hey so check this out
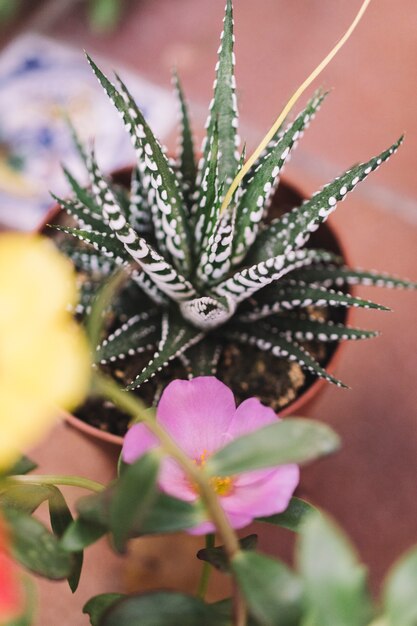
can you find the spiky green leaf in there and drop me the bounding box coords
[179,340,222,378]
[127,166,153,233]
[198,0,239,189]
[222,323,347,387]
[86,55,192,274]
[260,316,379,343]
[213,248,337,307]
[172,70,196,204]
[192,123,220,254]
[197,203,237,285]
[232,90,327,265]
[291,264,417,290]
[127,310,204,389]
[51,225,130,265]
[248,137,403,264]
[96,311,159,364]
[238,281,389,321]
[51,193,105,234]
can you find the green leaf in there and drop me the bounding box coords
[297,512,373,626]
[4,507,73,580]
[76,488,203,536]
[109,452,160,552]
[199,0,238,188]
[209,598,259,625]
[127,310,204,389]
[98,591,223,626]
[87,56,192,274]
[213,247,337,307]
[248,136,403,265]
[222,323,347,387]
[239,282,390,321]
[95,311,159,364]
[6,456,37,476]
[197,534,258,573]
[87,155,197,301]
[139,493,205,535]
[384,545,417,626]
[232,91,327,266]
[62,245,116,278]
[0,483,52,514]
[83,593,126,626]
[180,340,222,377]
[261,316,379,343]
[89,0,123,33]
[193,122,220,255]
[51,192,106,234]
[127,167,152,234]
[196,203,237,285]
[207,418,340,477]
[48,487,83,593]
[257,497,316,532]
[290,265,417,291]
[231,551,303,626]
[129,269,169,306]
[51,225,129,265]
[172,70,196,205]
[62,165,99,211]
[61,518,106,552]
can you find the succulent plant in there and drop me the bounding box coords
[52,0,415,397]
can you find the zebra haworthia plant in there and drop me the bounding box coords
[52,0,415,396]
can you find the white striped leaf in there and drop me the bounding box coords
[238,281,389,321]
[127,311,204,389]
[232,90,327,265]
[172,70,196,206]
[290,265,417,290]
[197,0,239,192]
[222,324,347,387]
[260,317,379,343]
[87,55,192,275]
[248,137,403,265]
[96,311,160,364]
[212,248,337,307]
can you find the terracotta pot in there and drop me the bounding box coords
[39,170,352,445]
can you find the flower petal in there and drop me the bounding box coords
[225,397,278,443]
[222,465,299,519]
[159,457,196,502]
[187,511,253,535]
[122,423,159,463]
[157,377,236,457]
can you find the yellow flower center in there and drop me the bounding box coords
[209,475,234,496]
[193,449,234,497]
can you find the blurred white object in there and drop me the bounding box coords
[0,33,177,230]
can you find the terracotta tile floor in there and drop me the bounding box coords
[2,0,417,622]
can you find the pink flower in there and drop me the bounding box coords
[122,377,299,534]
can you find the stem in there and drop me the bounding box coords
[197,533,215,599]
[233,580,247,626]
[93,372,241,561]
[10,474,105,493]
[219,0,372,215]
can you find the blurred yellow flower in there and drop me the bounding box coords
[0,234,91,470]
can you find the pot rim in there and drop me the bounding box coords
[39,174,353,446]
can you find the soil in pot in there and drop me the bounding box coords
[45,174,349,439]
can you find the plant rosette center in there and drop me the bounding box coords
[122,376,299,534]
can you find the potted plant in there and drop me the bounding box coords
[41,0,415,444]
[1,1,417,624]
